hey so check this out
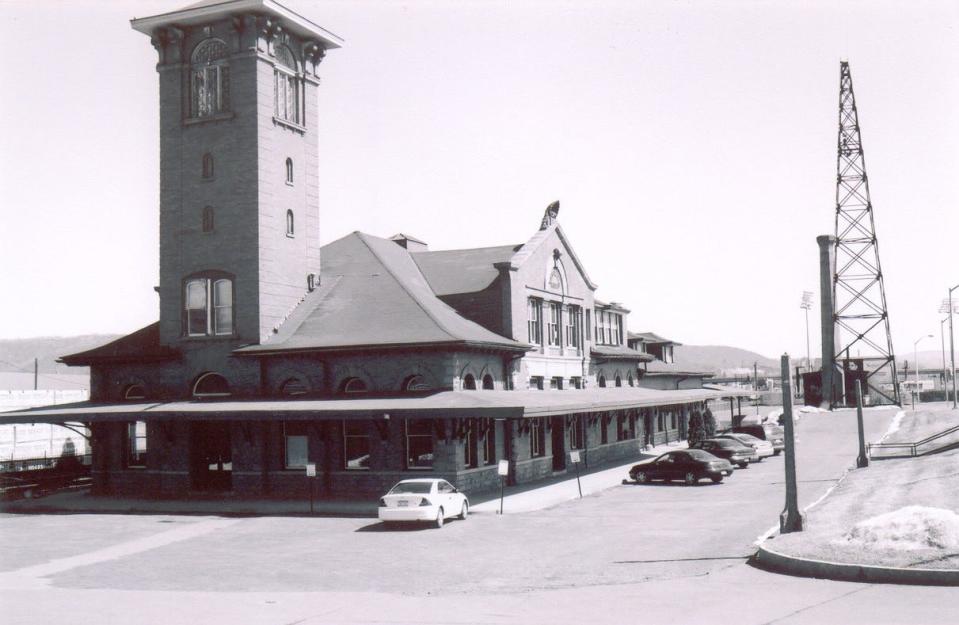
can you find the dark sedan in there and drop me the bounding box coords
[689,438,754,468]
[628,450,734,485]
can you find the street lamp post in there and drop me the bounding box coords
[942,316,950,396]
[914,334,933,409]
[800,291,813,371]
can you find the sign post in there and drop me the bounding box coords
[496,459,509,515]
[570,450,583,498]
[779,354,804,533]
[305,463,317,515]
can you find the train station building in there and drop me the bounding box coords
[1,0,744,499]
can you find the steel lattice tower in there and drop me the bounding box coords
[831,61,900,406]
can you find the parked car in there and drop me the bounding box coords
[628,450,734,485]
[0,476,40,500]
[689,438,754,468]
[377,478,469,528]
[726,424,785,455]
[715,432,774,460]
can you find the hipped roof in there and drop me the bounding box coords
[238,232,529,355]
[0,387,753,425]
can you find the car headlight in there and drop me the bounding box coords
[419,498,432,507]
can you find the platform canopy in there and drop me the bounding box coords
[0,387,752,425]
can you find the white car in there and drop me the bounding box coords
[717,432,775,460]
[378,478,469,528]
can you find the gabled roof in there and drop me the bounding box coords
[59,323,179,366]
[238,232,529,355]
[506,223,597,290]
[643,360,712,377]
[412,244,519,296]
[628,331,682,346]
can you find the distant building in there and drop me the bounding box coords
[1,0,743,499]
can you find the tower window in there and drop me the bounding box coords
[285,158,294,184]
[286,210,295,237]
[184,275,233,336]
[274,45,300,125]
[190,39,230,118]
[202,153,214,179]
[202,206,215,233]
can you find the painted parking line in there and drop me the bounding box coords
[0,518,239,589]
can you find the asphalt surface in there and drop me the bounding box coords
[2,406,958,624]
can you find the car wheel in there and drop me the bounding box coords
[459,501,468,520]
[23,489,34,500]
[774,450,782,456]
[635,471,649,484]
[684,472,697,486]
[738,462,749,469]
[434,508,444,529]
[711,475,723,483]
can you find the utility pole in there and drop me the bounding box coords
[831,61,899,406]
[34,358,38,391]
[950,285,958,409]
[855,380,868,468]
[800,291,813,371]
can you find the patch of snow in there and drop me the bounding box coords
[798,405,820,413]
[836,506,959,551]
[876,410,906,443]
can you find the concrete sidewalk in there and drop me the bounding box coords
[0,441,687,518]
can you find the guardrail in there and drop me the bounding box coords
[867,424,959,459]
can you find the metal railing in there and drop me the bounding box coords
[867,424,959,459]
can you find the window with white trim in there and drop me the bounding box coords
[274,45,300,125]
[565,305,581,349]
[547,302,561,347]
[568,415,585,450]
[126,421,147,468]
[527,298,542,345]
[191,39,230,118]
[529,418,545,457]
[184,276,233,336]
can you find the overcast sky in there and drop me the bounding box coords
[0,0,956,361]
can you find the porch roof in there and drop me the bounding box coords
[0,387,753,425]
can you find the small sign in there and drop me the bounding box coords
[305,463,316,477]
[570,450,581,464]
[497,459,509,476]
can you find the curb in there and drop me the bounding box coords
[753,542,959,586]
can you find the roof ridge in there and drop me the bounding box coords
[355,233,461,343]
[258,276,343,346]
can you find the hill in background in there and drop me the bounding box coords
[673,345,779,374]
[0,335,120,389]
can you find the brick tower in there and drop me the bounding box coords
[132,1,342,347]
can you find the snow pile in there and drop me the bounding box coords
[766,408,784,423]
[799,405,820,414]
[838,506,959,551]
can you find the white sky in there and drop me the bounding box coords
[0,0,956,361]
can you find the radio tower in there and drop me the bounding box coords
[831,61,900,406]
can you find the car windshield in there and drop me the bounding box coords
[711,439,738,448]
[685,449,714,460]
[733,433,760,443]
[388,482,432,494]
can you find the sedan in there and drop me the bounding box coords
[715,432,774,460]
[689,438,754,468]
[378,478,469,528]
[628,450,734,485]
[0,476,40,500]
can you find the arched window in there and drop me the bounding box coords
[598,374,607,388]
[280,377,308,396]
[285,158,294,184]
[627,372,634,387]
[124,384,146,400]
[202,153,214,179]
[341,377,367,394]
[286,210,295,237]
[548,267,563,293]
[274,45,300,124]
[193,372,230,397]
[202,206,215,233]
[404,375,431,392]
[615,375,622,388]
[463,374,476,390]
[184,274,233,336]
[190,38,230,118]
[482,374,495,390]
